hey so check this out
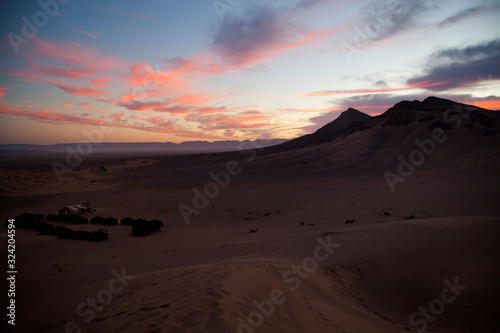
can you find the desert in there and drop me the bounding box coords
[1,97,499,333]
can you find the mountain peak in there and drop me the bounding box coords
[334,108,372,124]
[385,96,469,116]
[268,108,372,152]
[422,96,457,108]
[345,107,361,113]
[307,108,372,141]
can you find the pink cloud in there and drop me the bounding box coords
[57,84,109,98]
[1,38,123,99]
[91,77,111,87]
[122,62,189,99]
[119,94,218,114]
[78,103,95,111]
[0,86,8,104]
[194,111,276,130]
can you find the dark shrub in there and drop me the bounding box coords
[91,216,118,225]
[67,216,88,224]
[12,213,45,228]
[120,217,136,226]
[91,231,108,241]
[46,214,59,222]
[57,228,76,239]
[38,223,55,235]
[131,220,162,237]
[75,230,93,240]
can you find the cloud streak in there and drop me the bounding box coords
[407,39,500,91]
[438,5,497,27]
[358,0,440,41]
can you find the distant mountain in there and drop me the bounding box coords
[0,139,288,155]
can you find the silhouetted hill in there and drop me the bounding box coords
[266,108,372,153]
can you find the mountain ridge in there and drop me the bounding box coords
[252,96,499,176]
[0,139,288,154]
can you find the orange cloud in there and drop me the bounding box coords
[467,99,500,110]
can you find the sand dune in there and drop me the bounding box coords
[11,216,498,333]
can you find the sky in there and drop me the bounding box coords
[0,0,499,145]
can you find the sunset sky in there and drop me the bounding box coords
[1,0,499,144]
